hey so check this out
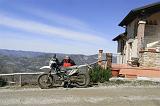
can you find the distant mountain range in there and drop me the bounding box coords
[0,49,117,74]
[0,49,46,58]
[0,49,98,74]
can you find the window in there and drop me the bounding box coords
[129,42,132,49]
[134,21,138,37]
[120,40,126,54]
[153,20,158,25]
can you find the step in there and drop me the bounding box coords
[119,68,160,78]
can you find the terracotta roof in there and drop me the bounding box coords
[119,1,160,26]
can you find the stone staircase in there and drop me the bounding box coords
[112,64,160,78]
[119,67,160,78]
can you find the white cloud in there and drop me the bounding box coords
[0,31,117,54]
[0,35,102,55]
[31,10,91,31]
[0,14,107,44]
[0,8,117,54]
[12,5,93,32]
[0,30,116,55]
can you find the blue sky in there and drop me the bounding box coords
[0,0,159,55]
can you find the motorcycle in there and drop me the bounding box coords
[37,57,92,89]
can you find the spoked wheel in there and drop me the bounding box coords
[37,73,54,89]
[75,73,90,88]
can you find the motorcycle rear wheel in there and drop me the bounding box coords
[75,73,90,88]
[37,73,54,89]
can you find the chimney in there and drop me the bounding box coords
[98,50,103,65]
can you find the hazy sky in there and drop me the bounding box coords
[0,0,159,55]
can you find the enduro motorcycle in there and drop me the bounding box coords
[37,57,91,89]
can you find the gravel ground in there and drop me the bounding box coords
[0,86,160,106]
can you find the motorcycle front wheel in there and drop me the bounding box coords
[37,73,54,89]
[75,73,90,88]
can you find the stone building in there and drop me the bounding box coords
[113,2,160,68]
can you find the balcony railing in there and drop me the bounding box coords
[141,37,160,49]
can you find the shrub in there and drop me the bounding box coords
[89,65,112,83]
[0,77,7,87]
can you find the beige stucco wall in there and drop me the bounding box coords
[123,38,138,63]
[147,12,160,24]
[131,38,138,57]
[123,19,139,63]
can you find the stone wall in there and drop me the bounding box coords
[139,50,160,68]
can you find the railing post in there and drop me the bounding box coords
[19,74,22,87]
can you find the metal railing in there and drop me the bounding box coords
[112,53,125,64]
[99,53,124,64]
[142,37,160,49]
[0,72,44,86]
